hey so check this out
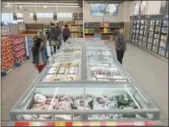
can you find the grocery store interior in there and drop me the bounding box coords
[1,0,168,126]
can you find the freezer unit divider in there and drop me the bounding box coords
[124,85,141,109]
[12,109,160,114]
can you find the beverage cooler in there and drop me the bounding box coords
[130,14,168,59]
[9,38,163,126]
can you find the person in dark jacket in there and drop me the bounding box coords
[32,37,48,73]
[63,25,70,42]
[114,28,126,64]
[49,23,61,54]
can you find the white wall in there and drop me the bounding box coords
[146,1,161,15]
[2,6,82,24]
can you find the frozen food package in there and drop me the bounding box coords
[58,67,66,74]
[47,67,58,74]
[67,67,78,74]
[34,94,47,104]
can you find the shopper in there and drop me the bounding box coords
[63,24,70,42]
[49,23,61,54]
[114,28,126,64]
[32,37,48,73]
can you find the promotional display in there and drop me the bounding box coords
[130,14,168,58]
[1,37,15,73]
[10,35,26,63]
[9,38,162,126]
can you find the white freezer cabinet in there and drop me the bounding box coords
[10,83,160,121]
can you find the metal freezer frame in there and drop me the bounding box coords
[9,82,160,121]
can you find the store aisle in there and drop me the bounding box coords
[1,42,168,126]
[123,43,168,125]
[1,60,38,124]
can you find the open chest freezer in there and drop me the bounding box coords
[86,55,134,82]
[10,83,160,122]
[34,57,82,83]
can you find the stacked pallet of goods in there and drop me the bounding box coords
[1,37,15,73]
[10,35,26,64]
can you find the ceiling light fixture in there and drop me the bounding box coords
[4,5,79,8]
[19,5,22,8]
[3,2,78,6]
[44,6,47,8]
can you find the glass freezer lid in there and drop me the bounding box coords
[11,84,159,121]
[87,56,115,66]
[87,50,112,57]
[87,45,109,50]
[87,65,133,82]
[41,61,81,82]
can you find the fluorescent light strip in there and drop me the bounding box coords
[3,2,78,5]
[4,5,79,8]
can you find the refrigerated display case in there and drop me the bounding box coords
[10,83,160,121]
[35,57,81,83]
[130,14,168,59]
[9,38,163,126]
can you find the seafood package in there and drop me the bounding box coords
[19,92,148,121]
[89,66,123,81]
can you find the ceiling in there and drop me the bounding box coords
[2,0,127,8]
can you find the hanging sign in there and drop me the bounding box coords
[33,13,37,21]
[53,13,57,20]
[13,13,17,20]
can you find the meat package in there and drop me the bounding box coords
[19,92,149,121]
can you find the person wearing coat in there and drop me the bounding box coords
[114,28,126,64]
[32,37,48,73]
[49,23,61,54]
[63,24,70,42]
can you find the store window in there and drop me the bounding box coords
[30,13,53,18]
[57,13,72,18]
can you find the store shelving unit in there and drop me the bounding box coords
[130,14,168,59]
[9,38,162,126]
[84,22,124,40]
